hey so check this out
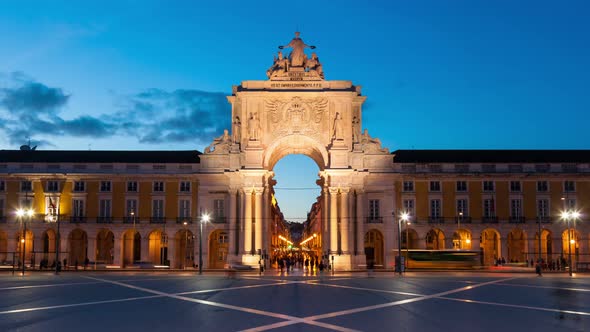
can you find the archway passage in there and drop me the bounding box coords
[507,228,526,263]
[148,229,168,265]
[209,229,228,269]
[122,229,141,266]
[364,229,383,269]
[535,229,553,262]
[16,230,33,266]
[426,229,445,250]
[401,228,419,249]
[562,229,580,268]
[0,231,7,263]
[175,229,194,269]
[42,229,56,266]
[68,229,88,267]
[452,229,472,250]
[481,228,500,266]
[96,229,114,264]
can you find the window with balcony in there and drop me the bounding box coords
[429,181,441,192]
[402,199,414,217]
[456,181,467,192]
[536,181,548,192]
[214,199,225,222]
[368,199,381,222]
[456,199,468,217]
[152,199,164,218]
[510,199,523,221]
[0,198,5,219]
[71,199,85,223]
[564,181,576,193]
[402,181,414,192]
[100,181,111,192]
[537,199,549,219]
[153,181,164,192]
[430,199,441,218]
[483,181,495,192]
[47,181,59,192]
[510,181,521,192]
[180,181,191,192]
[0,180,5,192]
[73,181,85,192]
[99,199,112,218]
[126,199,138,218]
[179,199,191,218]
[483,199,496,218]
[21,180,32,192]
[127,181,138,192]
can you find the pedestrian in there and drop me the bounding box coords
[84,257,89,270]
[63,258,68,270]
[535,261,542,276]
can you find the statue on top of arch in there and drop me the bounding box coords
[266,32,324,80]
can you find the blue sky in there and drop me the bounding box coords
[1,1,589,220]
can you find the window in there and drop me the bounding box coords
[483,199,496,217]
[99,199,111,218]
[537,199,549,218]
[179,199,190,218]
[456,199,468,217]
[126,199,138,217]
[21,180,32,192]
[180,181,191,192]
[214,199,225,221]
[369,200,380,219]
[153,181,164,192]
[510,199,522,218]
[72,199,84,217]
[218,232,229,244]
[565,199,576,210]
[152,199,164,218]
[402,199,414,217]
[100,181,111,192]
[537,181,548,192]
[47,181,59,192]
[564,181,575,192]
[402,181,414,192]
[73,181,85,192]
[429,181,441,192]
[430,199,441,218]
[0,180,5,192]
[509,181,521,192]
[456,181,467,192]
[0,198,4,217]
[127,181,138,192]
[483,181,495,192]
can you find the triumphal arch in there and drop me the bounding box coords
[201,32,391,270]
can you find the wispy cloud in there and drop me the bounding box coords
[0,72,230,149]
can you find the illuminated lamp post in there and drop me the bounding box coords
[16,206,35,276]
[199,213,210,275]
[560,210,580,277]
[397,211,409,275]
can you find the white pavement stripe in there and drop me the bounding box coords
[85,276,359,332]
[0,295,162,315]
[495,282,590,293]
[303,277,519,321]
[307,282,423,297]
[176,281,293,295]
[438,296,590,316]
[0,281,104,291]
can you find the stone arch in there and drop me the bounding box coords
[263,134,329,170]
[364,229,384,269]
[41,228,57,265]
[96,229,114,264]
[122,229,141,267]
[425,228,445,250]
[452,229,472,250]
[481,228,501,266]
[0,230,7,263]
[16,229,34,266]
[209,229,229,269]
[507,228,527,263]
[401,228,419,249]
[68,228,88,266]
[174,229,195,269]
[562,229,580,266]
[148,229,168,265]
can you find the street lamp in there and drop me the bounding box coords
[16,206,35,276]
[199,213,210,275]
[458,211,463,249]
[183,221,188,270]
[398,211,409,275]
[561,209,580,277]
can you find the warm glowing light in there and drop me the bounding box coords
[201,214,210,223]
[466,239,471,244]
[278,235,293,245]
[183,221,188,226]
[561,211,571,220]
[400,212,410,222]
[16,208,34,218]
[21,239,25,243]
[300,234,317,245]
[16,209,25,217]
[572,211,581,219]
[313,233,317,237]
[570,239,576,244]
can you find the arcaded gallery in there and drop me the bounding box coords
[0,34,588,272]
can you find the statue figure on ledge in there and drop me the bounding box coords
[360,129,389,153]
[266,51,289,79]
[305,52,324,79]
[279,31,315,67]
[232,116,241,144]
[333,112,344,141]
[352,116,360,143]
[205,129,231,154]
[248,112,261,141]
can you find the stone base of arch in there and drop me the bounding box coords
[332,254,352,271]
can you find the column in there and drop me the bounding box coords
[168,237,177,269]
[254,187,263,253]
[323,187,330,253]
[228,189,237,256]
[329,187,339,253]
[113,235,121,267]
[237,189,244,255]
[140,233,149,263]
[356,190,365,255]
[243,189,252,254]
[87,233,96,264]
[340,188,350,254]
